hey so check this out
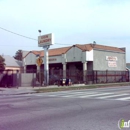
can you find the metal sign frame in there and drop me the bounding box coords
[38,33,54,86]
[38,33,54,47]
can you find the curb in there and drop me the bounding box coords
[0,82,130,96]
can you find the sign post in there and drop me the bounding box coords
[43,45,49,86]
[36,57,43,85]
[38,33,54,86]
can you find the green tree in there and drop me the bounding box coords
[0,55,5,70]
[14,50,22,61]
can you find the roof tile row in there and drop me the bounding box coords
[23,44,125,58]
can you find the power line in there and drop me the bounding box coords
[0,44,37,47]
[0,27,37,41]
[0,27,72,45]
[0,43,70,47]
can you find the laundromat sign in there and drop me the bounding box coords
[38,33,54,47]
[108,61,117,67]
[106,56,117,67]
[106,56,118,61]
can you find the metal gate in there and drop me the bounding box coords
[0,70,20,87]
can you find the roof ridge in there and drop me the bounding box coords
[76,43,119,48]
[49,46,71,50]
[23,43,125,59]
[93,44,118,48]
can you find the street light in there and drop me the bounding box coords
[38,30,41,36]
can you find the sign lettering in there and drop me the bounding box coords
[38,33,54,47]
[106,56,118,61]
[108,61,117,67]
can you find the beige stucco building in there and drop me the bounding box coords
[23,44,126,79]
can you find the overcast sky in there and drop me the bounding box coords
[0,0,130,62]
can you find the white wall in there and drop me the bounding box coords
[86,50,93,61]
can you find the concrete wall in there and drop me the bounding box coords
[66,46,83,62]
[23,53,36,66]
[93,49,126,70]
[86,50,93,61]
[20,73,36,87]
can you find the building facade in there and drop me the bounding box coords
[22,44,126,83]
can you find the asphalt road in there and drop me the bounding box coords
[0,86,130,130]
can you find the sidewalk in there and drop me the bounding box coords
[0,84,86,95]
[0,85,59,95]
[0,82,129,96]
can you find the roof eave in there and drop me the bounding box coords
[93,48,125,53]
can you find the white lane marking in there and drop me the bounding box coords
[79,93,113,98]
[116,96,130,101]
[40,92,99,97]
[96,93,129,99]
[59,93,112,98]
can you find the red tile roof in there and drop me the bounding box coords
[23,44,125,58]
[76,44,125,52]
[23,46,71,58]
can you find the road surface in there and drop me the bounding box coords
[0,86,130,130]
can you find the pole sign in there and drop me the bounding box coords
[38,33,54,47]
[38,33,54,86]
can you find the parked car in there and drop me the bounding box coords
[58,78,72,86]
